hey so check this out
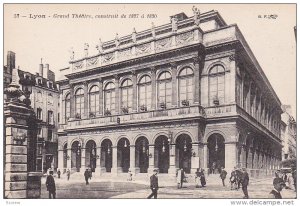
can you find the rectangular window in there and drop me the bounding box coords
[37,108,42,120]
[48,111,53,124]
[48,129,52,141]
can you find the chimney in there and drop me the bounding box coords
[39,64,43,77]
[44,64,49,79]
[7,51,16,74]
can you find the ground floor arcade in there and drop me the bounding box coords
[57,121,282,177]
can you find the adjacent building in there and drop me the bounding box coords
[3,51,14,89]
[4,51,60,173]
[57,9,283,177]
[281,105,296,160]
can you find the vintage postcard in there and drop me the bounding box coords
[2,3,297,204]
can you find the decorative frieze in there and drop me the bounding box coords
[136,43,151,55]
[155,37,172,51]
[176,31,194,45]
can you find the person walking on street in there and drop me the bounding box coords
[241,168,249,199]
[176,168,184,189]
[46,170,56,199]
[200,168,206,187]
[84,169,90,185]
[147,169,159,199]
[268,177,286,199]
[229,167,238,190]
[57,169,61,179]
[88,168,92,180]
[127,170,133,181]
[220,167,227,187]
[195,168,201,188]
[66,169,70,181]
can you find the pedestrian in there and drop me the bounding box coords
[220,167,227,187]
[195,168,201,188]
[84,168,90,185]
[46,170,56,199]
[89,168,92,180]
[66,169,70,181]
[241,168,249,199]
[57,169,61,179]
[292,168,297,192]
[176,168,184,189]
[229,167,238,190]
[212,162,216,174]
[200,168,206,187]
[236,168,243,189]
[147,169,159,199]
[268,177,286,198]
[127,170,133,181]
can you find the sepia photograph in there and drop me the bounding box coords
[2,2,297,203]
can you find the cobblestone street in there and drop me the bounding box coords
[40,174,297,199]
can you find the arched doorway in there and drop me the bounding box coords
[71,141,81,172]
[85,140,97,172]
[176,134,192,173]
[63,143,68,169]
[207,134,225,174]
[117,138,130,173]
[100,139,112,172]
[154,135,169,173]
[135,137,149,173]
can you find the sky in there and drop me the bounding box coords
[3,4,296,117]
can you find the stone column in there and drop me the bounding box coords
[151,67,156,110]
[170,62,178,107]
[191,143,200,173]
[67,147,71,169]
[203,144,208,171]
[130,145,136,174]
[132,71,137,112]
[81,148,86,173]
[111,146,118,175]
[169,144,176,174]
[70,84,75,118]
[57,147,64,171]
[247,148,253,168]
[225,142,237,171]
[114,75,120,114]
[148,145,155,173]
[241,145,247,168]
[193,57,200,104]
[99,78,103,115]
[83,81,88,118]
[95,146,101,176]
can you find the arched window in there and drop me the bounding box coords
[157,71,172,109]
[104,82,115,114]
[178,67,194,106]
[138,75,151,111]
[121,79,133,113]
[75,88,84,118]
[209,65,225,106]
[89,85,99,117]
[65,93,70,121]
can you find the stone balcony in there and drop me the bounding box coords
[59,105,205,132]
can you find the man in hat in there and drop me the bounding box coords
[84,168,90,185]
[220,167,227,187]
[147,169,159,199]
[241,168,249,198]
[269,178,286,198]
[46,170,56,199]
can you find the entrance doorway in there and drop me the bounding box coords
[117,138,130,172]
[71,141,81,172]
[176,134,192,173]
[154,135,169,173]
[207,134,225,174]
[101,139,112,172]
[85,140,97,172]
[135,137,149,173]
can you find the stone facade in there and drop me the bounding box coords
[57,9,282,177]
[281,105,296,160]
[17,63,59,173]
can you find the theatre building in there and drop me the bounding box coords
[57,9,282,177]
